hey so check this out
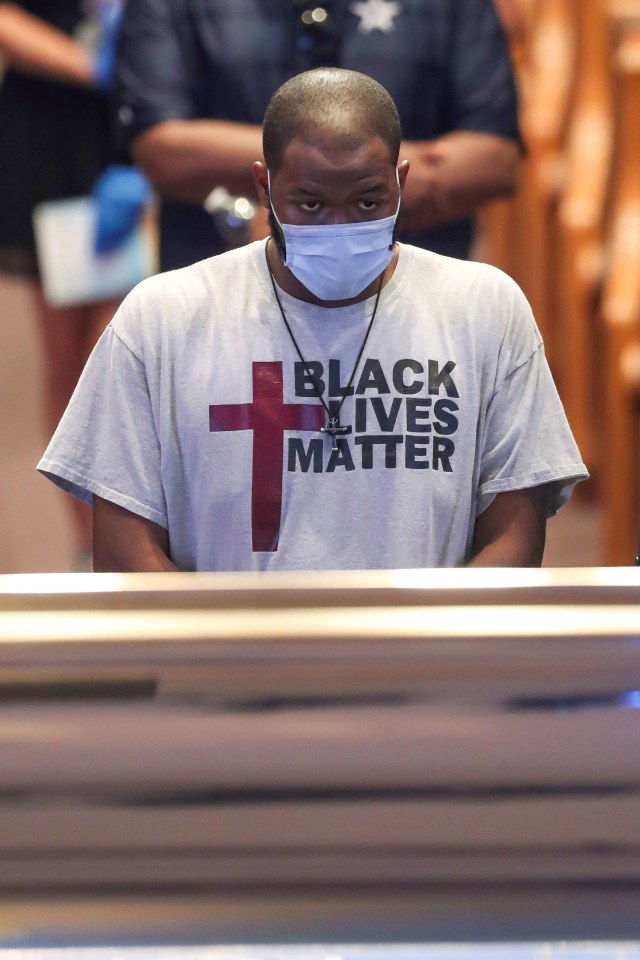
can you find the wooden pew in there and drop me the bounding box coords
[509,0,578,364]
[599,8,640,564]
[554,0,615,478]
[473,0,537,274]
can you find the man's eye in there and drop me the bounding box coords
[301,200,321,212]
[359,199,379,211]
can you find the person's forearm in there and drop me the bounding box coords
[399,132,521,231]
[93,544,178,572]
[466,487,547,567]
[0,3,93,85]
[131,119,265,203]
[93,497,178,572]
[466,536,544,567]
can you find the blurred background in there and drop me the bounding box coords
[3,0,640,571]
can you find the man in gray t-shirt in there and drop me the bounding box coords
[38,69,587,571]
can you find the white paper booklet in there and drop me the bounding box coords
[33,195,157,307]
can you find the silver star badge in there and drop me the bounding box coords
[350,0,401,34]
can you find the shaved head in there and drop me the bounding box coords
[263,68,402,172]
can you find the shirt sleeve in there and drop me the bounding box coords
[114,0,196,145]
[477,341,589,518]
[37,322,168,528]
[446,0,522,144]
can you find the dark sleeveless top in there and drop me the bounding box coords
[0,1,114,277]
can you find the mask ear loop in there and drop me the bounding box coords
[390,166,402,250]
[266,171,280,226]
[267,170,288,262]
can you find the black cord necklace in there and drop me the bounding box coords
[265,239,384,451]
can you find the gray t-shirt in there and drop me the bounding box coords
[38,241,587,570]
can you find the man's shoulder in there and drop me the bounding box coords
[124,242,262,305]
[399,243,524,295]
[111,242,265,344]
[397,243,535,344]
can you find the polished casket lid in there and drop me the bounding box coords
[0,569,638,946]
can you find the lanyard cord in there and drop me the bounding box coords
[265,239,383,437]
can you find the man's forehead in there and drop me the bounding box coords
[276,133,395,180]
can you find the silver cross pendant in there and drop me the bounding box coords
[321,416,349,452]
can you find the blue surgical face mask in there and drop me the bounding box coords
[268,171,401,301]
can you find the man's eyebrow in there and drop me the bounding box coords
[358,182,388,193]
[289,181,389,196]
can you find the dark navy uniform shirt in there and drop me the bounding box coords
[115,0,521,270]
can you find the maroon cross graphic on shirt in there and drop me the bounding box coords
[209,361,325,552]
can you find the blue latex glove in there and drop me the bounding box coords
[92,165,152,255]
[91,0,123,90]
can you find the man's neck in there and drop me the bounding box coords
[265,237,399,308]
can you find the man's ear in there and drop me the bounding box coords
[397,159,410,191]
[252,161,271,210]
